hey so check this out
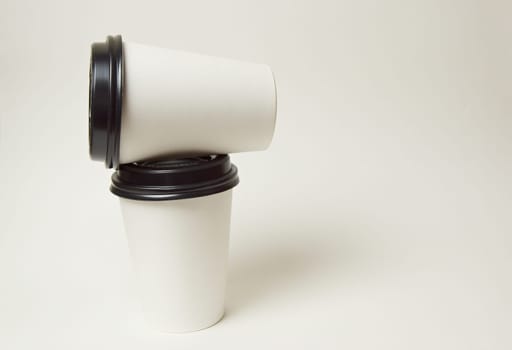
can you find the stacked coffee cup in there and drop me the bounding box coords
[89,35,277,333]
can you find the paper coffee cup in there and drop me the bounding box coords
[89,35,277,168]
[110,155,239,332]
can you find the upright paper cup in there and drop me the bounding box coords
[110,155,239,332]
[89,35,277,168]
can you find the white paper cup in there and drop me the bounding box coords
[89,35,277,168]
[110,155,239,332]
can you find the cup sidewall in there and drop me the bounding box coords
[119,42,276,163]
[119,189,233,332]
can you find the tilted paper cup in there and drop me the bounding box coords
[89,35,277,168]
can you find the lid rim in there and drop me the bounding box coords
[110,176,239,201]
[89,35,123,169]
[110,155,239,201]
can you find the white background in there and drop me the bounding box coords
[1,0,511,349]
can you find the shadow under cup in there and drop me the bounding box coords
[110,155,239,332]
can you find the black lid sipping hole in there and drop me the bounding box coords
[89,35,123,169]
[110,155,239,201]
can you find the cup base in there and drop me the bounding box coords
[145,310,225,333]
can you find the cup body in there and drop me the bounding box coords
[120,189,233,332]
[119,42,277,163]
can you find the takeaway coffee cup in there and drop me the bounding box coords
[89,35,277,168]
[110,155,239,332]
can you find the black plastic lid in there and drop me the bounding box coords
[89,35,123,169]
[110,155,239,201]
